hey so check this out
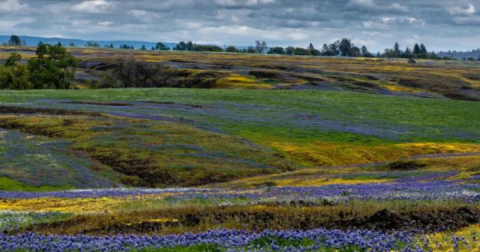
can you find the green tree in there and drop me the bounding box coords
[86,41,100,48]
[140,45,147,50]
[420,44,427,54]
[246,46,256,53]
[413,43,421,56]
[293,47,311,56]
[267,47,285,55]
[308,43,321,56]
[254,41,268,54]
[28,44,78,89]
[339,38,353,56]
[156,42,170,51]
[0,64,31,90]
[8,65,31,90]
[361,46,373,57]
[321,42,340,56]
[5,53,22,67]
[285,46,296,55]
[176,41,187,51]
[186,41,194,51]
[226,46,239,53]
[8,35,22,46]
[351,46,361,57]
[394,42,400,57]
[404,47,412,58]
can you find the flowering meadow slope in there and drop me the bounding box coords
[0,58,478,251]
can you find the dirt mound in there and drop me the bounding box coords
[249,70,283,79]
[388,161,427,171]
[350,207,480,232]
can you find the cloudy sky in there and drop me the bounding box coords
[0,0,479,52]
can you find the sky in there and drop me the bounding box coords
[0,0,479,52]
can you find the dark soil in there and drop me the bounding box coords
[21,206,480,235]
[0,106,103,117]
[249,70,283,79]
[388,161,427,171]
[63,101,133,107]
[344,207,480,232]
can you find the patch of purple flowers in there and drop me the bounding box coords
[0,228,421,252]
[1,181,479,204]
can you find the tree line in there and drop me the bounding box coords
[0,43,78,90]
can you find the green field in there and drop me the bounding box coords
[0,88,478,189]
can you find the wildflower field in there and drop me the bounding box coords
[0,48,480,251]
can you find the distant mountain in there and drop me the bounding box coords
[437,49,480,60]
[0,34,250,51]
[0,34,177,50]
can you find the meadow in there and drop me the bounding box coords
[0,47,479,251]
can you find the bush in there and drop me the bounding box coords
[99,59,172,88]
[0,53,32,90]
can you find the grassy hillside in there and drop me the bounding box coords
[0,88,478,190]
[2,46,480,100]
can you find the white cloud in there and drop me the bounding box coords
[214,0,275,7]
[381,16,425,27]
[0,0,29,13]
[71,0,116,14]
[347,0,408,13]
[452,16,480,25]
[128,10,162,23]
[446,4,476,16]
[404,35,421,45]
[98,21,113,26]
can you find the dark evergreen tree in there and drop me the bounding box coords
[361,46,373,57]
[413,43,421,56]
[394,42,400,57]
[8,35,22,46]
[405,47,412,58]
[420,44,427,54]
[186,41,194,51]
[339,38,353,56]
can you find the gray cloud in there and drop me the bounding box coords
[0,0,479,51]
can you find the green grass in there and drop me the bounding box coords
[0,88,478,143]
[0,177,72,192]
[0,88,479,188]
